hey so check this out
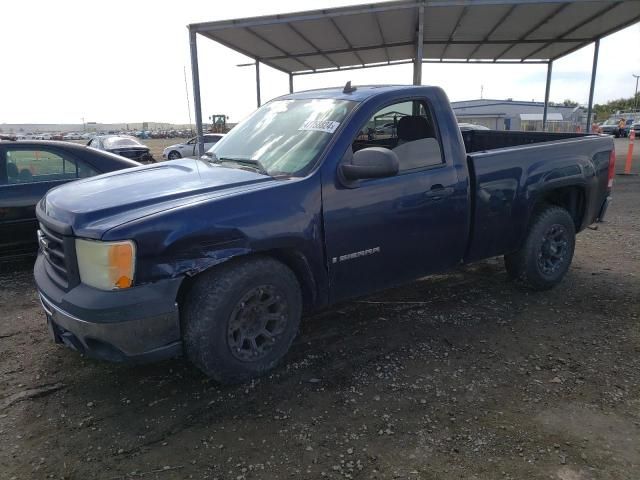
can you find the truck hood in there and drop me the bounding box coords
[42,158,275,238]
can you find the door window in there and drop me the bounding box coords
[352,100,443,172]
[3,149,79,184]
[203,135,221,143]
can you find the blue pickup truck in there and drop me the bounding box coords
[34,85,615,383]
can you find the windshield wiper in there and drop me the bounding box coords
[209,154,269,175]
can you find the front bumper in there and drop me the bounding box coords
[35,255,183,363]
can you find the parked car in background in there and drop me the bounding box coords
[599,118,622,137]
[458,122,490,131]
[624,118,635,137]
[88,135,155,163]
[0,134,18,141]
[599,117,634,137]
[63,132,83,140]
[631,122,640,137]
[162,134,225,160]
[0,141,139,259]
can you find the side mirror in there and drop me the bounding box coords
[341,147,399,181]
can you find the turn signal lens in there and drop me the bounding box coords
[75,239,136,290]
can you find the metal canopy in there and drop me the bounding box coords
[188,0,640,155]
[190,0,640,74]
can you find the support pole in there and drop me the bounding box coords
[189,28,205,157]
[255,61,261,108]
[586,39,599,133]
[413,5,424,86]
[289,73,294,94]
[633,74,639,111]
[542,61,553,131]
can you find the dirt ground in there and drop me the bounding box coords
[1,140,639,480]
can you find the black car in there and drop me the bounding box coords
[0,141,139,259]
[88,135,155,163]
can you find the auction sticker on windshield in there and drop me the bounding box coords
[299,120,341,134]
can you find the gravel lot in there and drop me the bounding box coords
[1,139,638,480]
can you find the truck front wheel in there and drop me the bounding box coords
[504,206,576,291]
[182,256,302,383]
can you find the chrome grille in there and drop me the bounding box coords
[38,223,68,286]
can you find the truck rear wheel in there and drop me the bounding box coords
[504,206,576,291]
[182,256,302,383]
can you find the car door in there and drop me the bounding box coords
[203,134,222,153]
[180,137,198,157]
[322,98,469,302]
[0,145,83,255]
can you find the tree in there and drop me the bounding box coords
[593,93,640,121]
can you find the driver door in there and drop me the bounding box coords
[322,98,468,302]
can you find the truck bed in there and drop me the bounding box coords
[461,129,589,153]
[463,134,613,263]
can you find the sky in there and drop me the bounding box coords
[1,0,638,125]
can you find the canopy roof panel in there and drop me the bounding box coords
[190,0,640,75]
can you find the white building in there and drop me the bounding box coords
[451,99,589,132]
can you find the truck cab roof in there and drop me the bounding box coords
[280,84,432,102]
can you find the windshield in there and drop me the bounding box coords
[208,99,356,176]
[103,136,143,148]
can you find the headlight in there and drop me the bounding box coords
[75,239,136,290]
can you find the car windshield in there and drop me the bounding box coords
[103,136,143,149]
[208,99,356,176]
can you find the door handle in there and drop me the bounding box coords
[424,185,454,199]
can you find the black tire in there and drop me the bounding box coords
[168,150,181,160]
[504,206,576,291]
[182,256,302,383]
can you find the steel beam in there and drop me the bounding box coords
[329,17,366,66]
[524,2,622,61]
[413,5,424,85]
[586,39,599,133]
[200,32,290,75]
[289,73,294,93]
[189,1,610,34]
[246,27,315,71]
[290,58,548,76]
[255,61,261,107]
[292,60,415,76]
[374,12,391,63]
[189,2,420,33]
[288,23,341,69]
[259,37,591,65]
[551,10,640,62]
[441,6,468,61]
[495,3,569,61]
[467,4,517,60]
[189,28,205,157]
[543,61,553,130]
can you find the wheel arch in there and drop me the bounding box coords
[532,185,586,232]
[176,248,320,314]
